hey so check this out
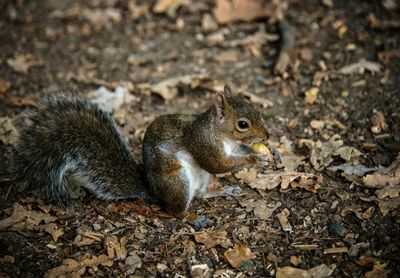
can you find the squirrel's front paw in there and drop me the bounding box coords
[268,146,282,165]
[251,153,271,168]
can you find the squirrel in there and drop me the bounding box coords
[12,85,280,218]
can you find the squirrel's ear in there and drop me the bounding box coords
[215,93,228,123]
[223,84,234,97]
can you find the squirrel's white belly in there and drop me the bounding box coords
[175,150,212,208]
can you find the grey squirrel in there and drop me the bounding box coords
[12,85,280,217]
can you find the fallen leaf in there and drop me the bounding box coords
[0,79,11,93]
[0,203,57,232]
[194,230,232,249]
[277,208,292,232]
[202,13,218,31]
[153,0,190,14]
[253,201,282,219]
[304,87,319,104]
[83,8,121,30]
[281,154,305,172]
[89,86,136,113]
[224,244,256,269]
[276,264,336,278]
[310,119,325,129]
[362,173,399,189]
[215,50,240,63]
[191,264,210,278]
[240,90,273,108]
[235,168,258,185]
[104,236,127,260]
[378,49,400,64]
[299,135,364,171]
[365,264,389,278]
[338,58,382,75]
[355,256,377,266]
[44,258,86,278]
[329,164,379,177]
[0,117,19,145]
[42,223,64,243]
[6,53,44,74]
[9,96,38,107]
[290,255,302,267]
[370,112,388,134]
[213,0,287,24]
[149,73,210,101]
[375,185,400,199]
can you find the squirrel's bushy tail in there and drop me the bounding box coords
[13,94,148,208]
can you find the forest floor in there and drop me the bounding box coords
[0,0,399,277]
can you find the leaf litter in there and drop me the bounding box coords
[1,0,399,277]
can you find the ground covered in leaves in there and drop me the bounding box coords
[0,0,399,277]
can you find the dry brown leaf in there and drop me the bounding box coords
[378,49,400,64]
[355,255,376,266]
[0,79,11,93]
[215,50,240,63]
[277,208,292,232]
[42,223,64,243]
[194,230,232,249]
[213,0,287,24]
[378,196,400,215]
[299,135,364,171]
[153,0,189,14]
[103,236,127,260]
[376,185,400,199]
[224,244,256,269]
[370,112,388,134]
[9,96,38,107]
[83,8,121,30]
[44,258,85,278]
[7,54,44,74]
[253,200,282,219]
[149,73,210,101]
[202,13,218,31]
[237,170,322,193]
[281,154,306,172]
[362,173,399,189]
[304,87,318,104]
[0,117,19,145]
[365,265,389,278]
[240,91,273,108]
[338,58,381,75]
[0,203,57,232]
[276,264,336,278]
[290,255,302,267]
[235,168,258,185]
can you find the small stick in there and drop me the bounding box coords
[274,20,295,76]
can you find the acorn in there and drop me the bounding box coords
[251,143,274,164]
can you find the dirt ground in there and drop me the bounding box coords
[0,0,399,277]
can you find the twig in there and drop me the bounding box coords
[274,20,295,76]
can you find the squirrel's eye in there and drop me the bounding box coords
[236,119,250,132]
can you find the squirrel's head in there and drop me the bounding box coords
[214,85,268,146]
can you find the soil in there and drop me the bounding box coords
[0,0,399,277]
